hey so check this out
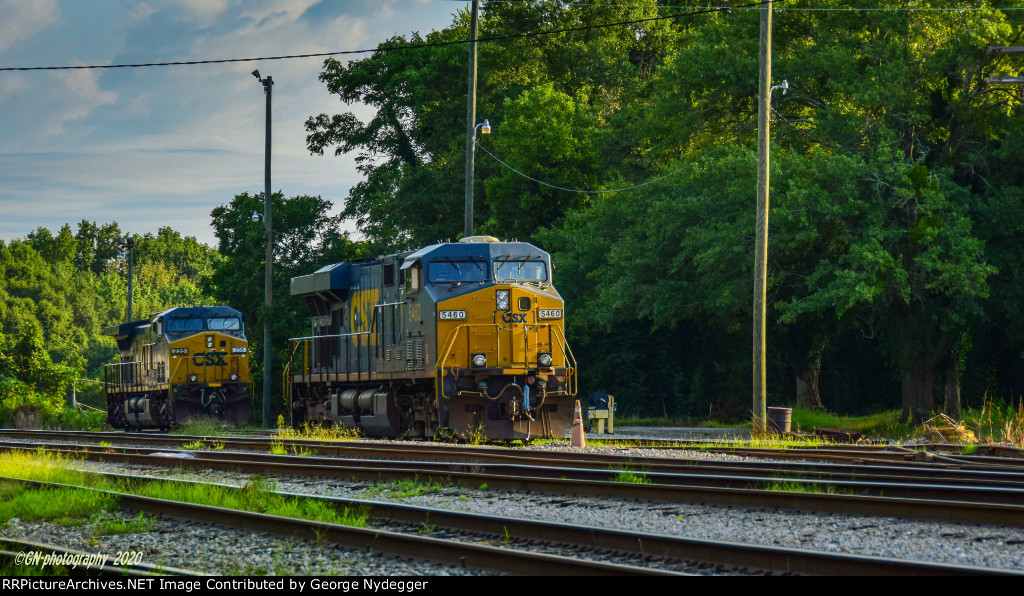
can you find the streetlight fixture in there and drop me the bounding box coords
[464,118,491,238]
[253,69,273,429]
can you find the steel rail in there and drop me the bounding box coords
[3,429,1023,476]
[5,431,1024,497]
[0,476,681,576]
[10,441,1024,506]
[6,472,1021,576]
[8,443,1024,528]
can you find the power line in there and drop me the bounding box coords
[0,0,773,72]
[439,0,1024,11]
[475,139,687,194]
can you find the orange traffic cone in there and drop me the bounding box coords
[570,400,586,448]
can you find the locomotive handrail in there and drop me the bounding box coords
[547,324,578,397]
[103,360,168,391]
[286,330,376,385]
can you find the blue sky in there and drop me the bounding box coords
[0,0,463,246]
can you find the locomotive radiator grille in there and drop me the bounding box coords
[405,339,425,370]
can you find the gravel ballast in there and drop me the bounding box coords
[2,432,1024,575]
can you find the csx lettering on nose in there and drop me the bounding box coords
[192,352,228,366]
[501,312,528,323]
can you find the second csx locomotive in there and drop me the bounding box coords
[286,236,577,440]
[103,306,252,430]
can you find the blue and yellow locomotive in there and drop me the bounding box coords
[103,306,253,430]
[286,236,577,440]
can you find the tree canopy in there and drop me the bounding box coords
[7,0,1024,426]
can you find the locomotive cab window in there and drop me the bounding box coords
[405,265,421,293]
[208,317,241,331]
[494,260,547,282]
[167,316,204,332]
[428,260,488,284]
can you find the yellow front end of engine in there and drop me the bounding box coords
[436,286,571,373]
[435,285,576,440]
[167,332,252,385]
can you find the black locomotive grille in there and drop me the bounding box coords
[405,339,425,370]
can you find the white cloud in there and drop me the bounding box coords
[0,0,60,53]
[128,2,157,22]
[44,69,118,136]
[0,1,457,243]
[238,0,321,28]
[164,0,229,27]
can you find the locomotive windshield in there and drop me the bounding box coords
[428,260,488,283]
[165,315,242,332]
[494,260,548,283]
[166,316,204,332]
[208,317,242,331]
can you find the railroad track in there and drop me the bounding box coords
[6,439,1024,529]
[4,429,1023,472]
[2,472,1018,576]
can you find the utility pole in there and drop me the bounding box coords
[752,0,772,437]
[464,0,480,238]
[263,74,273,430]
[125,235,135,323]
[253,70,274,429]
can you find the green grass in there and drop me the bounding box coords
[0,450,369,529]
[963,397,1024,447]
[181,439,225,451]
[789,408,912,437]
[131,475,369,527]
[612,469,652,484]
[171,417,233,436]
[764,480,857,495]
[363,476,451,499]
[93,512,156,536]
[276,415,362,442]
[0,481,117,525]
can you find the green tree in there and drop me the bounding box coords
[209,192,367,422]
[0,322,79,426]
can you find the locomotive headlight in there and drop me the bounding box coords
[229,373,239,381]
[189,374,198,383]
[496,290,509,311]
[538,353,553,367]
[472,353,487,368]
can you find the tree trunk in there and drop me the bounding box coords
[796,366,822,409]
[944,355,961,422]
[900,337,950,425]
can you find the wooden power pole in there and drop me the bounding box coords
[753,0,772,437]
[464,0,480,238]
